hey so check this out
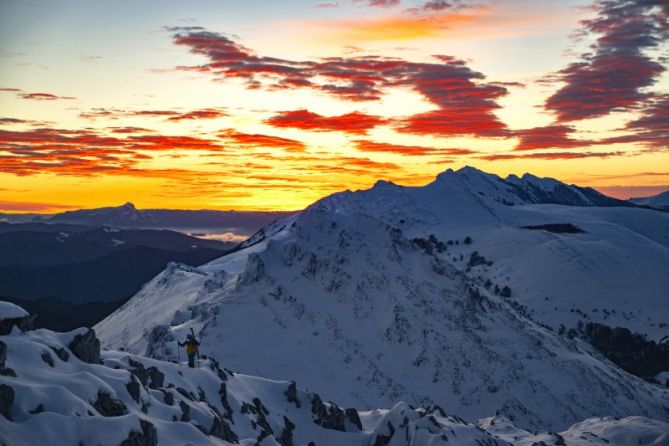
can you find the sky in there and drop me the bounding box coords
[0,0,668,212]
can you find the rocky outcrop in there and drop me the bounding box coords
[310,393,361,432]
[93,391,128,417]
[128,358,165,389]
[120,419,158,446]
[0,341,16,377]
[68,329,101,364]
[0,384,14,420]
[0,314,35,335]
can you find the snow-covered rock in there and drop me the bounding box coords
[96,167,669,431]
[3,312,669,445]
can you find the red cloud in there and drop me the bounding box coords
[0,127,224,176]
[353,140,475,156]
[219,129,306,152]
[514,125,595,151]
[170,28,510,138]
[266,109,387,134]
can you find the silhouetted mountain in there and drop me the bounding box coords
[0,294,128,331]
[0,245,226,304]
[0,224,231,267]
[42,202,294,233]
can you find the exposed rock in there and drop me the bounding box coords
[93,390,128,417]
[0,314,35,335]
[219,383,234,421]
[0,384,14,420]
[29,404,44,414]
[128,358,165,389]
[345,408,363,431]
[179,400,190,422]
[120,419,158,446]
[161,389,174,406]
[40,351,54,367]
[311,394,359,432]
[68,329,101,364]
[279,416,295,446]
[50,346,69,362]
[209,415,239,444]
[0,341,16,377]
[284,381,301,408]
[126,375,141,403]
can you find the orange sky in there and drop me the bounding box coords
[0,0,667,212]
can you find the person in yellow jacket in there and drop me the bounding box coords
[178,334,200,368]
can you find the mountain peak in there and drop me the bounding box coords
[120,202,136,210]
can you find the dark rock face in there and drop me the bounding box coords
[40,351,54,367]
[0,341,16,377]
[0,384,14,420]
[209,415,239,443]
[0,314,35,335]
[279,416,295,446]
[93,391,128,417]
[161,390,174,406]
[50,346,69,362]
[68,329,101,364]
[128,358,165,389]
[29,404,44,414]
[218,383,234,421]
[120,419,158,446]
[284,381,301,408]
[126,376,141,403]
[310,394,361,432]
[179,401,190,422]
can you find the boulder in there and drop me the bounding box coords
[68,329,101,364]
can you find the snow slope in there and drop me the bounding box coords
[631,190,669,210]
[2,314,669,446]
[96,167,669,431]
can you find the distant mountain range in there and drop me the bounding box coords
[39,202,294,235]
[0,223,235,329]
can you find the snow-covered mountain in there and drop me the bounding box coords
[95,167,669,432]
[630,190,669,211]
[2,304,669,446]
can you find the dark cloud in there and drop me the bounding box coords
[606,93,669,149]
[18,92,76,101]
[359,0,401,7]
[545,0,668,122]
[167,108,227,121]
[480,151,625,161]
[266,109,387,134]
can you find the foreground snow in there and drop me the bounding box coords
[1,321,668,446]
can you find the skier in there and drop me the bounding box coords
[178,333,200,368]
